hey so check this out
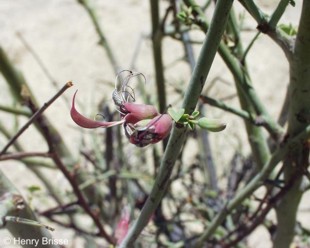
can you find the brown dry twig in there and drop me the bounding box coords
[0,152,52,161]
[0,81,73,155]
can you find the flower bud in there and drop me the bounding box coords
[197,117,226,132]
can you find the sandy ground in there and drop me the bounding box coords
[0,1,307,247]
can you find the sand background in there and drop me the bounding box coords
[0,1,307,247]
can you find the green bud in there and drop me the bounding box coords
[197,117,226,132]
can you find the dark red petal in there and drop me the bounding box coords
[153,114,172,136]
[70,90,124,128]
[150,114,172,141]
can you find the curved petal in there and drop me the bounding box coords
[70,90,124,128]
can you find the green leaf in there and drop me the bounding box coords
[278,23,297,36]
[197,118,226,132]
[177,12,187,21]
[187,121,195,130]
[27,185,41,193]
[168,108,185,122]
[205,190,217,198]
[191,110,200,118]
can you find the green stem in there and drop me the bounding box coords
[238,0,266,24]
[273,1,310,247]
[119,0,234,246]
[218,43,284,140]
[186,2,273,170]
[241,31,261,64]
[238,0,294,61]
[176,0,217,192]
[200,95,252,121]
[150,0,167,113]
[0,104,31,117]
[194,126,310,247]
[225,7,272,170]
[268,0,291,29]
[186,1,284,141]
[0,170,60,248]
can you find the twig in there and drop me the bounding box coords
[0,152,52,161]
[0,104,31,117]
[50,152,115,244]
[194,126,310,247]
[223,170,301,248]
[16,32,71,108]
[238,0,294,61]
[174,0,217,193]
[150,0,167,114]
[186,0,284,142]
[0,82,73,155]
[39,201,79,216]
[240,31,260,64]
[200,95,252,121]
[222,165,284,243]
[268,0,291,29]
[238,0,266,24]
[43,216,99,237]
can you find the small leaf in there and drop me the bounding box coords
[278,23,297,36]
[179,113,190,122]
[205,190,217,198]
[187,122,195,130]
[191,111,200,118]
[177,11,187,20]
[198,118,226,132]
[168,108,185,122]
[27,185,41,193]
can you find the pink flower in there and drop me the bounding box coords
[70,71,172,147]
[114,207,130,245]
[125,114,172,147]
